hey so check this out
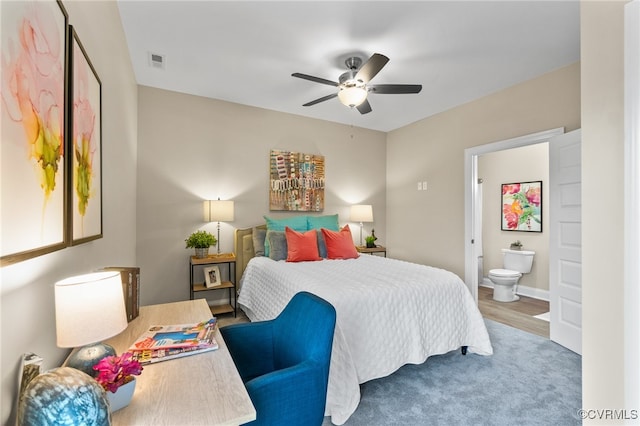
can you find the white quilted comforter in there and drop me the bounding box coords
[238,255,493,425]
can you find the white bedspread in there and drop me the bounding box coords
[238,255,493,425]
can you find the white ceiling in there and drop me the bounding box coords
[117,1,580,132]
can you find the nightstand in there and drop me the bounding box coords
[189,253,237,316]
[356,246,387,257]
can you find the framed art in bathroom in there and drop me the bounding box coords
[501,181,542,232]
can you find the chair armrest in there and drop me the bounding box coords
[220,321,276,382]
[245,361,328,425]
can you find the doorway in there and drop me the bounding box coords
[464,128,563,301]
[465,129,559,338]
[464,128,583,354]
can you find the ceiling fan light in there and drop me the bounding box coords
[338,86,368,108]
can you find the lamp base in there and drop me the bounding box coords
[65,342,116,378]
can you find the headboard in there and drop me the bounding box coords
[234,225,266,287]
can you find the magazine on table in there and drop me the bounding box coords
[128,318,217,352]
[131,339,219,365]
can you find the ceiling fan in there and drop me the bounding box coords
[292,53,422,114]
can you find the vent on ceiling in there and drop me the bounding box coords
[148,52,166,70]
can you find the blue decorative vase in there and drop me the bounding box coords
[17,367,110,426]
[66,342,116,378]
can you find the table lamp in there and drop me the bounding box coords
[204,198,235,254]
[350,204,374,246]
[55,271,128,377]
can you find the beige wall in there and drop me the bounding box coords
[479,143,550,294]
[386,62,580,279]
[581,0,628,420]
[0,0,632,422]
[0,1,138,423]
[136,87,387,306]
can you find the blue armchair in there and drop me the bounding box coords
[220,291,336,426]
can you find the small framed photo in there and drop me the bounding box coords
[204,266,221,288]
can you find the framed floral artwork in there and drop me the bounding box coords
[69,26,102,245]
[501,181,542,232]
[1,0,69,266]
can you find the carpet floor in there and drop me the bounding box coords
[322,319,581,426]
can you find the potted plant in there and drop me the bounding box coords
[365,235,376,248]
[510,240,523,250]
[93,352,143,412]
[185,230,217,258]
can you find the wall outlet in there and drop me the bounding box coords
[417,182,422,190]
[422,181,428,190]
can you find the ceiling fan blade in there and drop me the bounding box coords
[356,99,372,114]
[303,93,338,107]
[292,73,339,87]
[369,84,422,94]
[354,53,389,83]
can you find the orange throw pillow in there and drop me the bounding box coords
[321,225,359,260]
[285,227,322,262]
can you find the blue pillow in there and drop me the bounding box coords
[307,214,339,231]
[264,215,308,231]
[316,229,328,258]
[266,230,287,261]
[264,216,308,256]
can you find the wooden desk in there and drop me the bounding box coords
[104,299,256,425]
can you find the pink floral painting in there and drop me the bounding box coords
[501,181,542,232]
[71,27,102,244]
[1,0,68,265]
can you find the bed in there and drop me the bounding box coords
[234,225,493,425]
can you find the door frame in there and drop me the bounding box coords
[624,0,640,410]
[464,127,564,301]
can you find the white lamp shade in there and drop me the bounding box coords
[350,204,374,222]
[204,200,235,222]
[55,271,128,348]
[338,86,368,107]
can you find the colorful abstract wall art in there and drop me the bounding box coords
[269,150,325,211]
[1,0,69,266]
[70,27,102,244]
[501,181,542,232]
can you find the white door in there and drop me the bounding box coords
[549,129,582,354]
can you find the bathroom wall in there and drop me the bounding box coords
[478,143,550,297]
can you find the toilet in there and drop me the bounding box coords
[488,249,535,302]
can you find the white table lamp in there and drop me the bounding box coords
[55,271,128,376]
[204,198,235,254]
[350,204,374,246]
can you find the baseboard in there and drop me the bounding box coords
[480,278,549,302]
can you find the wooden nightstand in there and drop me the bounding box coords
[189,253,237,316]
[356,246,387,257]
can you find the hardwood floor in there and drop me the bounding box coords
[477,285,550,338]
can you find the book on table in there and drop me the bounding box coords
[128,318,218,364]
